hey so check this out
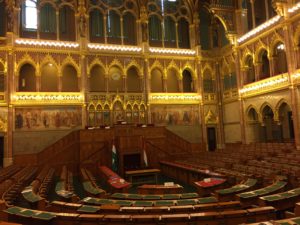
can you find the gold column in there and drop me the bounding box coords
[283,22,300,149]
[250,0,256,28]
[4,50,14,167]
[235,48,246,144]
[215,62,225,149]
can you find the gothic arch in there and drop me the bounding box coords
[88,58,107,77]
[61,56,80,77]
[17,54,37,75]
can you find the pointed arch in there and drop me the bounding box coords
[61,56,80,77]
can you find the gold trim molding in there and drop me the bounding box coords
[149,93,201,104]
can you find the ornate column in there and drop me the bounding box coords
[4,49,14,167]
[254,63,261,81]
[36,63,41,92]
[250,0,256,28]
[123,74,127,93]
[269,57,275,77]
[58,69,62,92]
[215,62,225,149]
[234,48,246,144]
[144,57,151,123]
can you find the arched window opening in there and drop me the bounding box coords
[245,56,255,84]
[254,0,266,27]
[278,103,294,140]
[108,66,123,92]
[182,70,193,92]
[41,63,58,92]
[24,0,37,30]
[107,10,121,44]
[19,63,36,92]
[203,70,214,93]
[89,65,106,92]
[151,69,163,92]
[164,16,176,48]
[273,43,288,75]
[261,105,277,142]
[127,67,140,92]
[62,65,79,92]
[247,108,258,122]
[40,3,57,40]
[0,1,6,36]
[89,9,104,43]
[178,18,190,49]
[260,50,270,80]
[123,12,136,45]
[199,8,211,50]
[59,5,75,41]
[149,15,162,47]
[212,18,229,48]
[167,68,179,93]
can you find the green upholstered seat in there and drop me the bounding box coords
[176,199,196,206]
[143,195,161,200]
[127,194,143,200]
[181,193,198,199]
[77,205,100,213]
[111,193,128,199]
[133,201,153,207]
[162,194,180,200]
[113,200,132,206]
[155,200,174,206]
[197,197,218,204]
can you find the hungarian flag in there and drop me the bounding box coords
[112,144,118,172]
[143,138,148,167]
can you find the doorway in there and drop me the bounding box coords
[207,127,216,151]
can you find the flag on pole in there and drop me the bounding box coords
[143,138,148,167]
[112,144,118,172]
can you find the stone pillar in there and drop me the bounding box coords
[282,22,300,149]
[178,79,183,92]
[144,58,151,123]
[80,53,88,128]
[235,49,247,144]
[58,71,62,92]
[250,0,256,28]
[4,50,14,167]
[254,63,261,81]
[123,75,127,93]
[215,62,225,149]
[269,57,275,77]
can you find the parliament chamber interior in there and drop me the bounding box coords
[1,0,300,224]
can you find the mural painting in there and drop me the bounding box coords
[15,107,82,130]
[151,105,200,126]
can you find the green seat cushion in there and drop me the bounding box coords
[5,207,23,215]
[133,201,153,207]
[111,193,128,199]
[162,194,180,200]
[176,199,196,206]
[155,200,174,206]
[83,181,103,195]
[181,193,198,199]
[127,194,143,200]
[292,218,300,225]
[197,197,218,204]
[113,200,132,206]
[77,205,100,213]
[32,212,56,220]
[143,195,161,200]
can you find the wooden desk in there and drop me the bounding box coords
[125,169,160,184]
[138,184,183,194]
[194,177,227,197]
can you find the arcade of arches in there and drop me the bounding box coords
[0,0,300,166]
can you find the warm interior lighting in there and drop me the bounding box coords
[288,2,300,13]
[277,44,285,50]
[149,48,196,55]
[237,15,281,44]
[12,93,84,103]
[15,39,79,48]
[239,76,288,94]
[88,43,142,52]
